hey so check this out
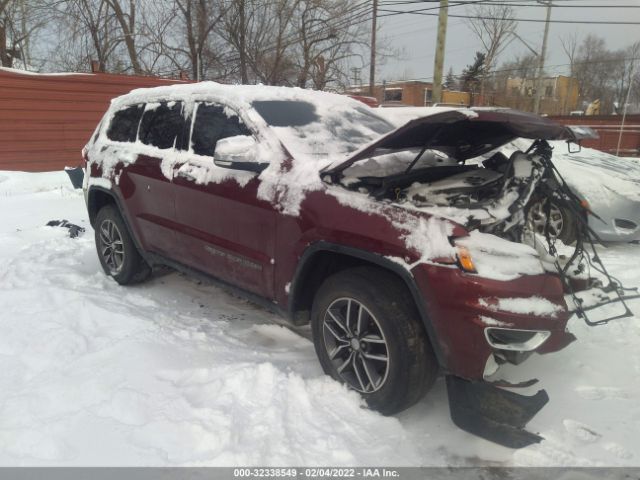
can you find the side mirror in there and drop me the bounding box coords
[213,135,268,173]
[567,141,582,154]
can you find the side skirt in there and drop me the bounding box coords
[145,252,305,332]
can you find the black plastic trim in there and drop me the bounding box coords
[86,185,151,263]
[146,252,288,319]
[290,241,446,368]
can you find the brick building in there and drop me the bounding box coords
[500,75,580,115]
[349,80,470,107]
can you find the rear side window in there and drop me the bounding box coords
[191,103,252,157]
[106,104,144,142]
[139,101,185,150]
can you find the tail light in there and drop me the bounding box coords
[81,146,89,165]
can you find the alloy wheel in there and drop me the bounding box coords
[528,200,564,239]
[98,219,125,274]
[322,297,390,393]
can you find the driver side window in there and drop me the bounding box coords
[190,103,252,157]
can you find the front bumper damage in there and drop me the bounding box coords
[413,263,578,448]
[446,375,549,448]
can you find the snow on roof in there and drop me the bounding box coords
[111,81,364,112]
[0,66,92,76]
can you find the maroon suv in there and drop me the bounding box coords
[83,83,605,447]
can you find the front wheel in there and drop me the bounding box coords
[527,198,578,244]
[95,205,151,285]
[311,267,438,415]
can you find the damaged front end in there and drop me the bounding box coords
[324,108,638,448]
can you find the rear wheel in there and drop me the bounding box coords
[311,267,438,415]
[95,205,151,285]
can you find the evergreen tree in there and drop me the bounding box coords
[461,52,485,93]
[443,67,456,90]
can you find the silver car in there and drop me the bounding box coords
[529,144,640,243]
[376,107,640,243]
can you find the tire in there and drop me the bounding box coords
[527,198,578,244]
[94,204,151,285]
[311,266,438,415]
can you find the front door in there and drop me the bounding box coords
[172,102,277,298]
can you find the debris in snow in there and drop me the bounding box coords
[45,220,85,238]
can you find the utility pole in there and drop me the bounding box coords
[534,1,552,114]
[369,0,378,96]
[432,0,448,104]
[239,0,248,84]
[351,67,362,88]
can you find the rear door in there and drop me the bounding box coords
[113,101,185,256]
[172,102,277,298]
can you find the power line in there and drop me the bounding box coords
[378,8,640,24]
[380,0,640,6]
[384,55,640,83]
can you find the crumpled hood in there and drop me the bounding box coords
[324,108,595,174]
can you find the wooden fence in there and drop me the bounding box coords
[548,114,640,157]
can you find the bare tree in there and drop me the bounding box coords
[1,0,46,68]
[611,42,640,113]
[466,4,516,102]
[560,32,579,114]
[573,34,611,110]
[48,0,121,72]
[159,0,230,80]
[292,0,367,89]
[105,0,142,73]
[496,53,537,90]
[560,32,578,77]
[246,0,298,85]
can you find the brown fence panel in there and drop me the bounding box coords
[0,68,189,172]
[549,114,640,157]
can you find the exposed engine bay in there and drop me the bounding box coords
[333,139,640,326]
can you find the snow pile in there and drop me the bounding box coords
[1,170,639,466]
[0,171,420,466]
[0,171,74,196]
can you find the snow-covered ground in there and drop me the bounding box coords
[0,170,639,466]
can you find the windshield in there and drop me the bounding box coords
[252,100,395,162]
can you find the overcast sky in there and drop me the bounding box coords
[374,0,640,84]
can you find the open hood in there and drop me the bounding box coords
[324,108,597,174]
